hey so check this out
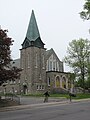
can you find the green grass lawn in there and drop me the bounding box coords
[50,93,90,99]
[22,93,90,99]
[74,93,90,99]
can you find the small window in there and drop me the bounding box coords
[42,85,44,90]
[13,80,16,84]
[37,85,39,90]
[48,77,51,86]
[39,85,41,90]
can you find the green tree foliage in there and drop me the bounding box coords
[79,0,90,89]
[80,0,90,20]
[0,29,21,85]
[64,38,90,90]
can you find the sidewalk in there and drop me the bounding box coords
[20,96,67,105]
[0,97,90,112]
[0,99,69,112]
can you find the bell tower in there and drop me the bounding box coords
[20,10,46,94]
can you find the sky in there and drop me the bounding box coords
[0,0,90,71]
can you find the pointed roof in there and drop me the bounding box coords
[22,10,45,49]
[26,10,40,41]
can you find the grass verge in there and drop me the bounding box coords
[21,93,90,99]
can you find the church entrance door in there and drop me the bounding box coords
[23,85,28,94]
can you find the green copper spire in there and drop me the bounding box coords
[22,10,45,49]
[26,10,40,41]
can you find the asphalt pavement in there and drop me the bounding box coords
[0,100,90,120]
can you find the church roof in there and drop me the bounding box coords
[26,10,40,41]
[22,10,45,49]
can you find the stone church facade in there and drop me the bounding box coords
[0,10,71,94]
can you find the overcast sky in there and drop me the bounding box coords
[0,0,89,71]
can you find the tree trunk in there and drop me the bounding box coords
[81,66,85,93]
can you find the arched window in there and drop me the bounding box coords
[48,77,50,86]
[47,54,58,71]
[42,54,45,69]
[28,53,30,68]
[55,76,60,88]
[35,53,38,68]
[62,77,66,88]
[56,62,59,71]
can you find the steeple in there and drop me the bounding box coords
[22,10,45,49]
[26,10,40,41]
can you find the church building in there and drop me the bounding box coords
[0,10,71,94]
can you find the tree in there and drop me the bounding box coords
[0,28,21,85]
[80,0,90,90]
[80,0,90,20]
[64,38,90,92]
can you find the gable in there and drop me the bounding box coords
[46,48,64,72]
[34,37,45,48]
[46,48,61,62]
[22,38,31,49]
[22,37,45,49]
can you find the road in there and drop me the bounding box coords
[0,101,90,120]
